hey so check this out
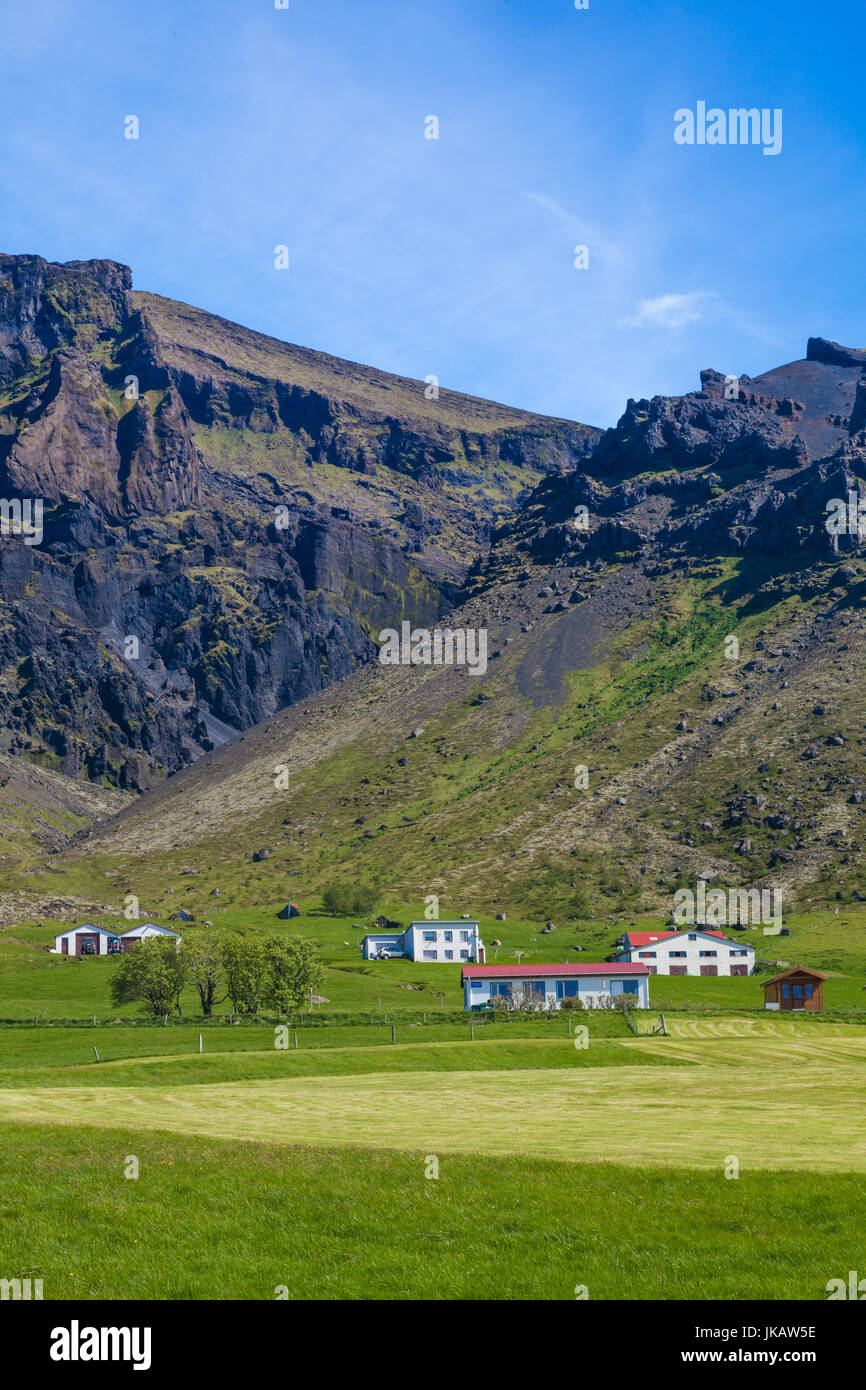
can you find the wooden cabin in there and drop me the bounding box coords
[762,966,826,1012]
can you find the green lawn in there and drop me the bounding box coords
[1,1124,864,1301]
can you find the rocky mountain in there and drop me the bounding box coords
[0,253,597,791]
[51,333,866,930]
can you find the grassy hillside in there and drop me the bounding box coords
[12,540,861,931]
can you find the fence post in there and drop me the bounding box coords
[391,1024,396,1044]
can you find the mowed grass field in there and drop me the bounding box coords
[1,1017,866,1298]
[1,1035,865,1170]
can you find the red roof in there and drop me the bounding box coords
[624,929,726,946]
[462,962,650,979]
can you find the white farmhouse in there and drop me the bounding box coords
[462,962,650,1010]
[119,923,182,951]
[612,928,754,976]
[52,925,122,957]
[362,921,485,963]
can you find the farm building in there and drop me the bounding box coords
[277,903,300,919]
[52,925,122,957]
[762,967,826,1012]
[462,962,650,1011]
[119,923,182,951]
[611,929,754,976]
[363,921,485,963]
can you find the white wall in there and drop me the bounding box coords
[627,933,754,976]
[408,923,481,963]
[464,973,649,1010]
[52,929,114,956]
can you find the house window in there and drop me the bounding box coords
[781,984,790,999]
[730,949,748,957]
[423,931,436,942]
[556,980,580,999]
[460,931,470,942]
[490,981,513,997]
[443,931,453,942]
[423,950,437,960]
[669,951,686,958]
[805,983,813,999]
[688,933,697,941]
[638,951,656,958]
[444,950,453,960]
[460,950,470,960]
[792,985,803,998]
[699,951,717,958]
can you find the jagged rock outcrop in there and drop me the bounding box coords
[0,253,598,789]
[468,337,866,591]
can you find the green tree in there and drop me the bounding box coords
[110,937,186,1018]
[321,880,380,917]
[181,929,227,1016]
[261,936,325,1014]
[222,934,266,1015]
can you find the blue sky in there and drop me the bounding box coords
[1,0,863,426]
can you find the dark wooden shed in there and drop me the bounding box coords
[762,966,826,1012]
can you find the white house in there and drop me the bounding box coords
[119,923,182,952]
[462,962,650,1011]
[612,928,754,976]
[362,921,485,963]
[52,925,122,957]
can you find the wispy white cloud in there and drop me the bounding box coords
[519,190,627,268]
[620,291,715,331]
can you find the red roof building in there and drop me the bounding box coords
[461,961,650,1010]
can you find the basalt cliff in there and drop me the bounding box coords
[0,253,597,791]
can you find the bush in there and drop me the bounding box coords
[321,881,380,917]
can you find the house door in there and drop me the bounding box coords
[791,984,805,1010]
